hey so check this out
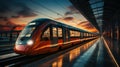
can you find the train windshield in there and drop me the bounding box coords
[19,22,36,38]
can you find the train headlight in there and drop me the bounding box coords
[27,40,34,46]
[15,40,22,45]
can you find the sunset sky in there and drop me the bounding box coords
[0,0,98,33]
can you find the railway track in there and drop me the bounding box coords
[0,52,51,67]
[0,48,13,55]
[0,48,13,52]
[0,54,26,66]
[0,44,14,55]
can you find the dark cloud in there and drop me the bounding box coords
[0,1,37,30]
[65,11,73,16]
[77,21,88,25]
[0,5,10,13]
[55,16,74,21]
[63,17,74,21]
[68,5,79,13]
[11,16,19,18]
[17,5,37,17]
[0,1,37,18]
[0,0,15,18]
[0,16,7,20]
[65,5,80,16]
[0,0,11,13]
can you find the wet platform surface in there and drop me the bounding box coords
[23,37,120,67]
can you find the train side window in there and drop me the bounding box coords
[70,30,80,37]
[58,28,62,38]
[41,27,50,41]
[53,27,57,37]
[70,30,75,37]
[75,31,80,37]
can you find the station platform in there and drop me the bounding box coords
[23,37,120,67]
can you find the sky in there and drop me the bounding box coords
[0,0,98,32]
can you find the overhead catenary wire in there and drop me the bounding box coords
[54,0,81,24]
[30,0,64,17]
[30,0,78,21]
[57,0,79,18]
[15,8,55,22]
[31,9,55,19]
[10,0,55,20]
[30,0,78,24]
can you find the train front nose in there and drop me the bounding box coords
[14,39,34,55]
[14,45,28,54]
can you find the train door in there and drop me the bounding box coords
[62,27,66,42]
[51,26,58,44]
[58,27,63,43]
[40,26,51,48]
[66,29,70,41]
[63,28,70,42]
[81,32,84,39]
[79,32,81,39]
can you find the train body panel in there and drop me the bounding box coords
[14,18,99,55]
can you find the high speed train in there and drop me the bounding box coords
[14,18,98,55]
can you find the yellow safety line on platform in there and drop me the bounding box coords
[102,37,119,67]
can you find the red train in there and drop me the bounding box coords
[14,18,98,55]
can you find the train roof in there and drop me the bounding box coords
[31,18,96,34]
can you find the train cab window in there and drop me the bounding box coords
[41,27,50,41]
[19,25,36,38]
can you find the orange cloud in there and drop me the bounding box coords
[55,17,98,33]
[0,17,16,26]
[0,25,25,31]
[55,17,77,27]
[14,25,25,31]
[0,15,98,33]
[0,26,11,31]
[77,21,98,32]
[0,17,26,31]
